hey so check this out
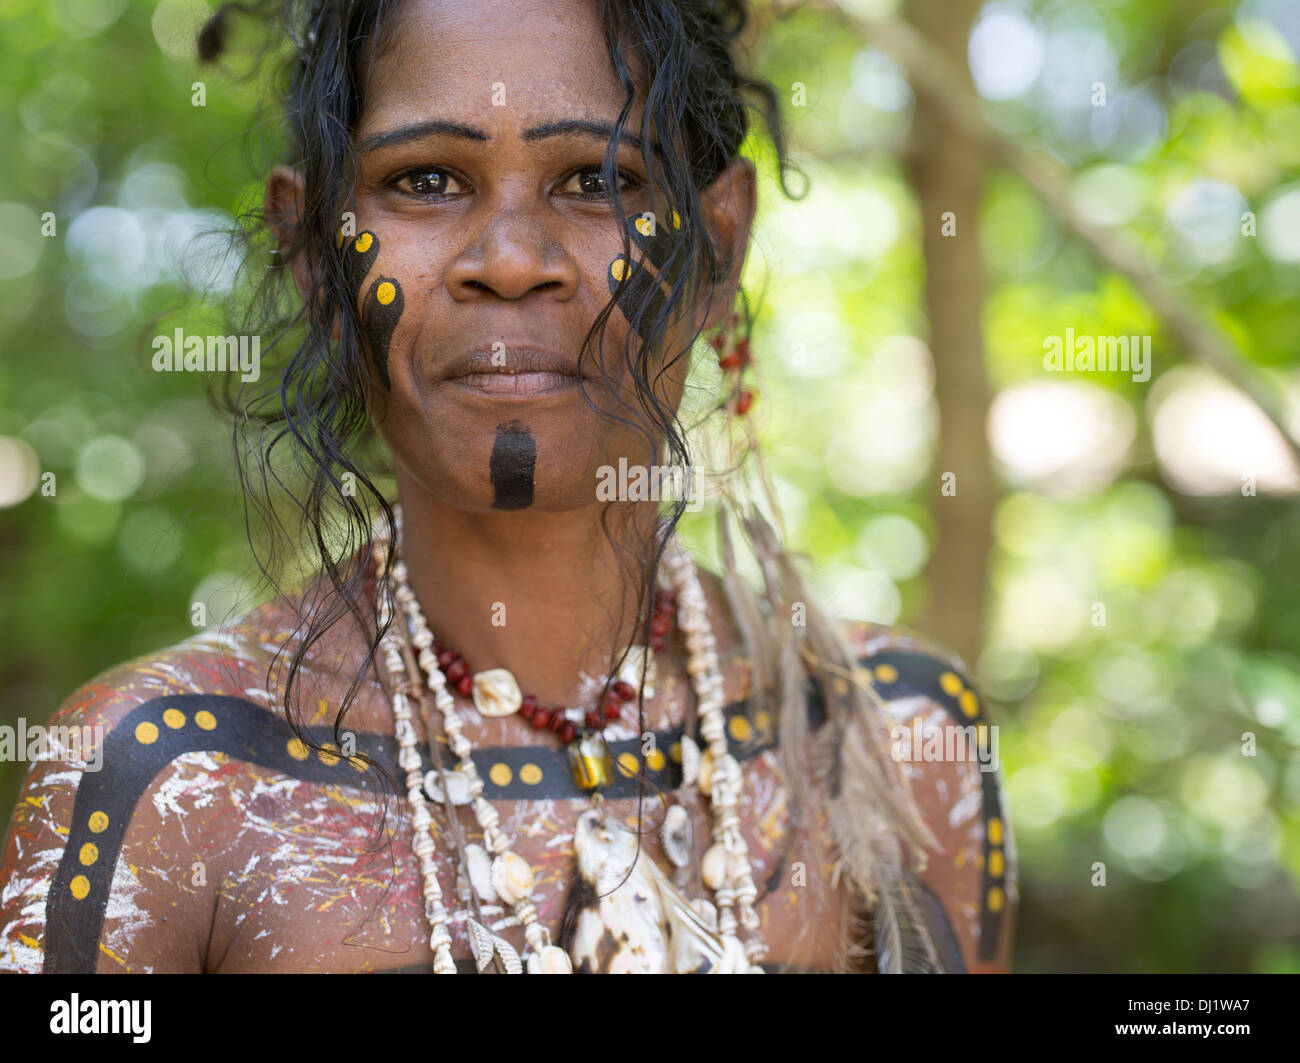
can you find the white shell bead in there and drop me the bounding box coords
[473,797,500,829]
[661,804,692,868]
[491,850,535,905]
[679,734,701,787]
[698,748,714,796]
[701,842,730,890]
[472,668,523,717]
[465,843,498,903]
[691,897,719,931]
[423,769,472,805]
[526,946,573,974]
[715,753,741,788]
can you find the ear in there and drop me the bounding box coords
[265,165,313,305]
[694,156,757,336]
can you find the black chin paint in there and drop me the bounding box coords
[490,420,536,510]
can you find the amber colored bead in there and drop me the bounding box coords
[446,660,467,683]
[735,389,754,416]
[569,736,613,791]
[733,337,750,364]
[604,703,621,721]
[561,722,577,744]
[708,332,726,351]
[437,650,457,669]
[613,680,636,701]
[548,710,566,733]
[651,613,672,637]
[533,708,551,728]
[432,640,444,656]
[456,675,473,697]
[650,635,666,653]
[584,709,601,729]
[718,351,744,370]
[521,694,539,714]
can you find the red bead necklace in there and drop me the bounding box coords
[364,551,676,748]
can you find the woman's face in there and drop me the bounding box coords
[331,0,754,514]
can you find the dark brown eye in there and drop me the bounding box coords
[408,172,443,195]
[567,168,639,199]
[393,169,455,197]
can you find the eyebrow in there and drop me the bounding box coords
[357,118,654,156]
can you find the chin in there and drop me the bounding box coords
[398,431,613,515]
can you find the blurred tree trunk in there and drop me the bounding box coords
[903,0,994,669]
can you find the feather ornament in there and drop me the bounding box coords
[730,501,945,972]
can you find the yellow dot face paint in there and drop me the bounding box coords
[343,230,401,390]
[607,208,684,342]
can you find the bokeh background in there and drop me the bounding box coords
[3,0,1300,972]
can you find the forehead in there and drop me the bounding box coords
[359,0,646,137]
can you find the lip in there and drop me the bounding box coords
[440,346,590,399]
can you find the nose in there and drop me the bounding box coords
[444,208,581,302]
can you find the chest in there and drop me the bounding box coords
[206,740,852,973]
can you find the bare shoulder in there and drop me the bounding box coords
[833,617,1017,972]
[0,595,317,973]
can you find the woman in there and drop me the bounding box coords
[0,0,1015,973]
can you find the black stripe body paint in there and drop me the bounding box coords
[41,689,801,972]
[490,419,536,509]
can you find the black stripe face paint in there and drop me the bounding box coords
[606,208,685,342]
[361,274,402,391]
[341,229,401,390]
[490,419,536,509]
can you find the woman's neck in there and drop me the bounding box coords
[391,465,665,708]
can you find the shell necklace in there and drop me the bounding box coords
[370,504,768,973]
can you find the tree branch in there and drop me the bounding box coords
[791,0,1300,462]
